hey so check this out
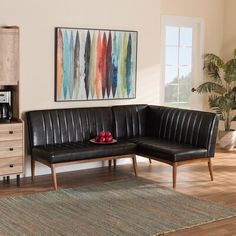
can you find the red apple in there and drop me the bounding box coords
[105,131,112,137]
[100,137,106,142]
[99,131,106,137]
[106,136,113,142]
[95,136,100,142]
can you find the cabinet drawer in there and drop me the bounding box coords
[0,156,22,175]
[0,140,23,158]
[0,123,23,141]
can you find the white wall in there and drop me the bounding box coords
[0,0,161,176]
[223,0,236,60]
[222,0,236,131]
[223,0,236,64]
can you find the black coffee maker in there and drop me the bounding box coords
[0,90,12,122]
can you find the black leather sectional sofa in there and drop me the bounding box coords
[26,104,219,190]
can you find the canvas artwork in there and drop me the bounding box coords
[55,27,138,101]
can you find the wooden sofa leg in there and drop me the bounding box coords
[173,163,177,188]
[31,159,35,182]
[149,158,152,164]
[51,164,58,191]
[113,159,117,170]
[208,158,214,181]
[108,160,112,169]
[132,155,138,176]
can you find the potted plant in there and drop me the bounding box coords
[194,49,236,150]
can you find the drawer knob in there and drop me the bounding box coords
[9,148,14,151]
[9,131,13,134]
[9,164,14,168]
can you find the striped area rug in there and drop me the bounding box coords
[0,178,235,236]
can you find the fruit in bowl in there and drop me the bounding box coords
[99,136,106,143]
[105,136,113,142]
[99,130,106,137]
[95,136,100,142]
[105,131,112,137]
[95,130,113,143]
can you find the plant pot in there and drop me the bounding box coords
[218,130,236,150]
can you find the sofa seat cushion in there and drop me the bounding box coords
[32,141,137,164]
[129,137,207,162]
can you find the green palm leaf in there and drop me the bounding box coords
[224,59,236,83]
[208,95,225,113]
[203,62,221,82]
[196,82,226,94]
[195,49,236,130]
[204,53,224,67]
[232,115,236,121]
[218,96,234,112]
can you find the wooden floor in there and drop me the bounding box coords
[1,147,236,235]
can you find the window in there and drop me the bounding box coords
[161,16,204,110]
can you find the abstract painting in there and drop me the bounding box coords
[55,27,138,101]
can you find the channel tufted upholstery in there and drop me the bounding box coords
[27,107,113,150]
[26,104,219,190]
[146,106,218,157]
[112,105,148,139]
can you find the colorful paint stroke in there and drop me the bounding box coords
[55,27,137,101]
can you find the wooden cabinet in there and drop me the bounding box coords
[0,27,19,85]
[0,121,24,185]
[0,26,23,186]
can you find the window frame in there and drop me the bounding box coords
[160,15,205,110]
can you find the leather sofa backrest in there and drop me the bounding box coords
[27,107,113,149]
[147,106,219,156]
[27,104,218,157]
[112,105,148,139]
